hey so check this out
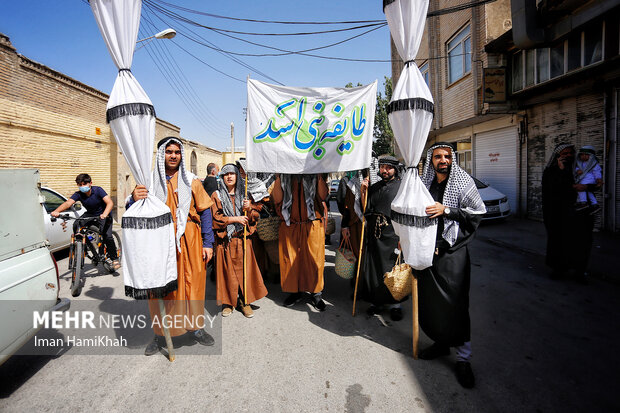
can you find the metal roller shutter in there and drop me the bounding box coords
[474,127,519,214]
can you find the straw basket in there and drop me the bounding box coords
[325,216,336,235]
[383,254,413,301]
[335,237,356,279]
[264,240,280,265]
[257,216,280,242]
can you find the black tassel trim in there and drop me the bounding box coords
[106,103,156,123]
[125,279,178,300]
[383,0,397,11]
[391,210,437,228]
[387,98,434,115]
[122,213,172,230]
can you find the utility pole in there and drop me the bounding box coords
[230,122,235,163]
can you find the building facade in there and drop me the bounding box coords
[486,0,620,230]
[0,33,221,219]
[393,0,620,230]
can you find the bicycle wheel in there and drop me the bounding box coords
[111,230,122,260]
[71,241,85,297]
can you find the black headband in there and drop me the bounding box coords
[157,136,182,149]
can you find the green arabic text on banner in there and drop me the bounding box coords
[246,79,377,173]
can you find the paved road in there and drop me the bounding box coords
[1,210,619,412]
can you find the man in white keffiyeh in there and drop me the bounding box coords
[416,142,486,389]
[130,137,216,355]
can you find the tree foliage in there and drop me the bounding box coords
[373,76,394,156]
[346,78,394,156]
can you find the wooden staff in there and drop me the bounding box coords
[412,276,419,359]
[243,174,248,306]
[352,177,369,317]
[157,298,175,362]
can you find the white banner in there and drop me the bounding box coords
[246,79,377,173]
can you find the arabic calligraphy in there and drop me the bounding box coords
[253,97,368,160]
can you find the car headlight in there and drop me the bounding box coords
[500,197,507,203]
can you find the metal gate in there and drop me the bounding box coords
[474,127,519,215]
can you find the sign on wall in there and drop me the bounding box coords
[483,68,507,103]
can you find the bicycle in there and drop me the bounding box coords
[51,214,122,297]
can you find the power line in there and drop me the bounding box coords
[148,0,385,25]
[141,11,240,128]
[145,0,382,37]
[144,3,284,85]
[177,23,387,58]
[138,22,229,135]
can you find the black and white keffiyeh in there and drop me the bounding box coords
[217,163,245,239]
[344,171,364,221]
[280,174,317,226]
[574,145,599,183]
[545,143,575,170]
[368,157,380,185]
[421,143,486,246]
[151,137,197,251]
[236,159,271,202]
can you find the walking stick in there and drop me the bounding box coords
[157,298,175,362]
[243,175,248,306]
[412,276,419,359]
[352,181,369,317]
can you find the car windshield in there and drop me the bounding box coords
[471,176,488,189]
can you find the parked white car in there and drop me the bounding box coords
[0,169,70,366]
[40,186,85,252]
[329,179,340,200]
[472,176,511,220]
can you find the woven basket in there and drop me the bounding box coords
[383,254,413,301]
[257,216,280,242]
[264,240,280,265]
[334,238,356,279]
[325,217,336,235]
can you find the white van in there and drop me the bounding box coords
[0,169,70,365]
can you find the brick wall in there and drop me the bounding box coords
[1,33,221,219]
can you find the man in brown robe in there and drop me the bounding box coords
[272,174,329,311]
[211,163,268,318]
[131,137,216,356]
[336,170,367,261]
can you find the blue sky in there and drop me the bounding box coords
[0,1,392,151]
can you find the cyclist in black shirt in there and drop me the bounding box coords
[51,173,120,270]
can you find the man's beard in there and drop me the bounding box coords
[434,164,451,174]
[380,172,394,181]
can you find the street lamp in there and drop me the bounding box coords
[135,28,176,51]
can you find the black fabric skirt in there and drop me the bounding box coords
[417,245,471,347]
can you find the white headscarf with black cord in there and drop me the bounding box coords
[574,145,599,183]
[421,143,486,246]
[151,137,197,251]
[217,163,245,239]
[280,174,317,226]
